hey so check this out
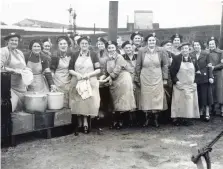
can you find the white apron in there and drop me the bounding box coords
[27,55,49,93]
[171,59,200,118]
[70,54,100,116]
[140,52,164,111]
[53,56,71,108]
[7,49,27,111]
[107,62,136,112]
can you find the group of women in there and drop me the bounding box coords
[1,31,223,135]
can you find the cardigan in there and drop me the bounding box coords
[50,50,72,72]
[170,53,199,84]
[68,50,100,71]
[190,50,214,84]
[134,46,169,83]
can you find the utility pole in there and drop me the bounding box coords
[108,1,118,42]
[220,1,223,49]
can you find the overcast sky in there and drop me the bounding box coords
[0,0,222,28]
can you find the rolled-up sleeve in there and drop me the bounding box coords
[0,48,9,69]
[91,52,101,70]
[134,50,142,83]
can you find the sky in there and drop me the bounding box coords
[0,0,222,28]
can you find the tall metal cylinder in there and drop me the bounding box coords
[108,1,118,42]
[220,1,223,50]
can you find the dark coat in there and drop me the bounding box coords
[170,53,199,84]
[190,50,214,84]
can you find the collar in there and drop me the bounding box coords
[182,55,192,62]
[123,53,137,61]
[80,50,90,57]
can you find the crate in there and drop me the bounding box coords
[34,111,55,130]
[54,108,72,127]
[11,112,34,135]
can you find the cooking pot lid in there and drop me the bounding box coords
[47,92,64,96]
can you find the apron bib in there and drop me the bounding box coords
[171,59,200,118]
[27,54,49,93]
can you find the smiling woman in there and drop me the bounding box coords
[1,32,28,112]
[24,39,56,93]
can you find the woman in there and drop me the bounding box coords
[101,41,136,129]
[25,39,56,93]
[121,40,139,126]
[130,31,143,54]
[160,40,174,124]
[170,34,183,55]
[69,36,101,134]
[1,33,28,112]
[170,42,200,126]
[191,40,214,121]
[207,37,223,116]
[117,36,125,55]
[42,38,52,63]
[51,36,72,108]
[135,33,168,127]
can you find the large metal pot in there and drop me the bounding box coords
[24,93,47,113]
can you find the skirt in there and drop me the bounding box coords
[197,83,213,107]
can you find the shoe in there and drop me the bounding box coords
[153,119,160,128]
[83,126,89,134]
[181,120,193,126]
[204,116,210,122]
[172,120,180,126]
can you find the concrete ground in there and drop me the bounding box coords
[1,117,223,169]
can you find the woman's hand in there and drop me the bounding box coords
[209,78,214,84]
[82,73,90,80]
[207,63,212,68]
[163,80,168,85]
[50,85,57,92]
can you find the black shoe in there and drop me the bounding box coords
[181,120,193,126]
[83,126,89,134]
[204,116,210,122]
[172,120,180,126]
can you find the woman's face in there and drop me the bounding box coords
[117,38,123,48]
[133,35,142,45]
[147,37,156,48]
[107,44,116,55]
[8,37,19,49]
[164,42,172,51]
[173,38,181,48]
[181,45,190,56]
[58,39,68,52]
[32,43,42,54]
[43,41,51,52]
[124,44,133,55]
[79,39,89,51]
[209,40,216,50]
[193,42,201,52]
[97,41,105,50]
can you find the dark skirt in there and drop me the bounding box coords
[197,83,213,107]
[99,86,113,117]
